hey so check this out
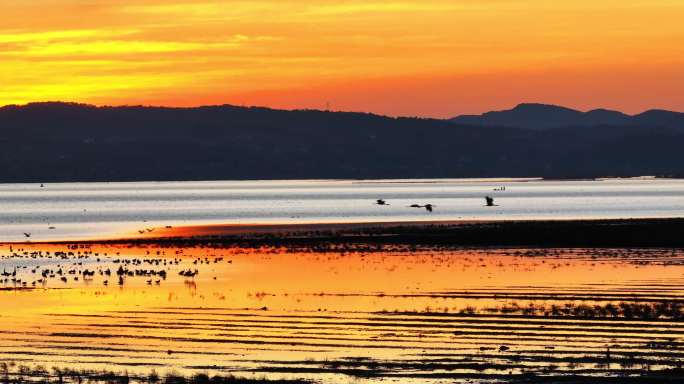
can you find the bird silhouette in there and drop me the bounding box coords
[23,232,31,238]
[409,203,434,212]
[376,199,389,206]
[485,196,496,206]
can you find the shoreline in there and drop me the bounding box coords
[0,175,676,185]
[10,217,684,248]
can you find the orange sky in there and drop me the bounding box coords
[1,1,683,118]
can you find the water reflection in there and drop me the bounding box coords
[1,244,684,382]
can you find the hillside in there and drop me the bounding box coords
[0,102,683,182]
[450,103,684,131]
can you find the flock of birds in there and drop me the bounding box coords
[375,194,499,212]
[1,261,174,288]
[19,183,506,239]
[0,248,229,288]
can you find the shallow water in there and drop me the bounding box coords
[1,178,684,242]
[1,244,684,382]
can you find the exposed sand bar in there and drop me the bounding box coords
[16,217,684,247]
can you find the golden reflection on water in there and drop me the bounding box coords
[1,244,684,382]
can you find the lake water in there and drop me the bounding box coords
[0,178,683,242]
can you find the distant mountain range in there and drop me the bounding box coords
[450,103,684,131]
[0,102,683,182]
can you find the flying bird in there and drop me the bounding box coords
[376,199,389,205]
[485,196,496,207]
[23,232,31,238]
[409,204,434,212]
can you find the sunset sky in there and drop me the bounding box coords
[1,0,683,117]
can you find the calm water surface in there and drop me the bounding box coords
[0,178,683,241]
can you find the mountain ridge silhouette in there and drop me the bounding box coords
[1,101,683,182]
[450,102,684,130]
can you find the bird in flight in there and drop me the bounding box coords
[376,199,389,205]
[409,204,434,212]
